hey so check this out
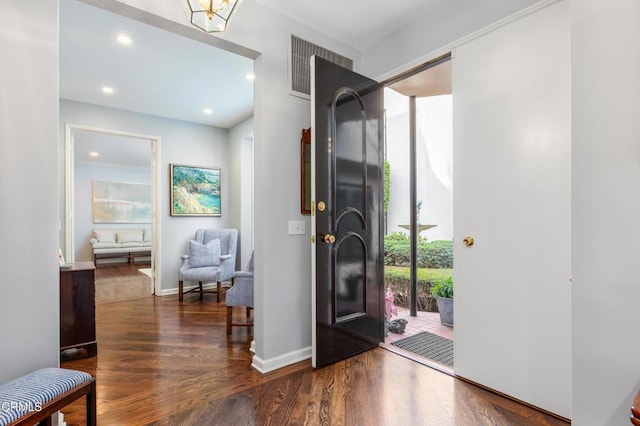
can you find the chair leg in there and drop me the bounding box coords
[178,280,184,302]
[217,282,222,303]
[87,380,97,426]
[226,306,233,334]
[199,281,203,300]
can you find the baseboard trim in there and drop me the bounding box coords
[251,346,312,374]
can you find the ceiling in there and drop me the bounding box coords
[252,0,446,51]
[60,0,254,130]
[388,61,452,98]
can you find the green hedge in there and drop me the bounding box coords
[385,266,453,312]
[384,235,453,269]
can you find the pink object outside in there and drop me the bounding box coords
[385,289,397,319]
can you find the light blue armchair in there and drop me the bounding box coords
[226,251,254,334]
[178,229,238,302]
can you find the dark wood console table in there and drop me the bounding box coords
[60,261,97,360]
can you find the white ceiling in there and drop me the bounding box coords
[60,0,254,130]
[252,0,444,51]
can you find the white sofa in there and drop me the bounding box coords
[90,228,151,265]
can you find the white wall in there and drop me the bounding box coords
[228,116,254,269]
[571,1,640,424]
[60,99,229,293]
[0,1,59,382]
[74,163,151,261]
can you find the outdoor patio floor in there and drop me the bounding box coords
[383,306,454,370]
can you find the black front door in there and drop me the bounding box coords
[311,56,384,368]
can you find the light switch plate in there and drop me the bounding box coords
[288,220,305,235]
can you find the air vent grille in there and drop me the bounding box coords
[291,35,353,96]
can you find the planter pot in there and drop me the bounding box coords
[435,297,454,327]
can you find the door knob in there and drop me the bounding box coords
[463,236,474,246]
[323,234,336,244]
[317,201,326,212]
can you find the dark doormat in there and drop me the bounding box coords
[391,331,454,367]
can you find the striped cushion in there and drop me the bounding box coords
[0,368,92,425]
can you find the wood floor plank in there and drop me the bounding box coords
[61,293,568,425]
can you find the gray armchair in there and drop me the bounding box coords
[178,228,238,302]
[226,251,254,334]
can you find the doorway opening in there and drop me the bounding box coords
[60,0,258,301]
[381,57,454,372]
[64,124,161,299]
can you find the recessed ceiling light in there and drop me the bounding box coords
[89,152,100,157]
[204,108,213,114]
[116,34,132,46]
[246,73,255,81]
[101,86,114,94]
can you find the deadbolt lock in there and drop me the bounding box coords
[463,236,474,247]
[317,201,326,212]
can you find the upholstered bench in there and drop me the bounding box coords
[0,368,95,426]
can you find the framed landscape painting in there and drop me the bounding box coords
[170,164,221,216]
[93,181,151,223]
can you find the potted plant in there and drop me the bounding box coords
[432,277,453,327]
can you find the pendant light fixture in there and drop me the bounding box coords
[184,0,240,33]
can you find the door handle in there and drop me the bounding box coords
[463,236,474,246]
[320,233,336,244]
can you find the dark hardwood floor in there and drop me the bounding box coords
[61,293,568,425]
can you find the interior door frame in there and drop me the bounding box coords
[64,123,162,295]
[310,60,318,365]
[380,53,452,320]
